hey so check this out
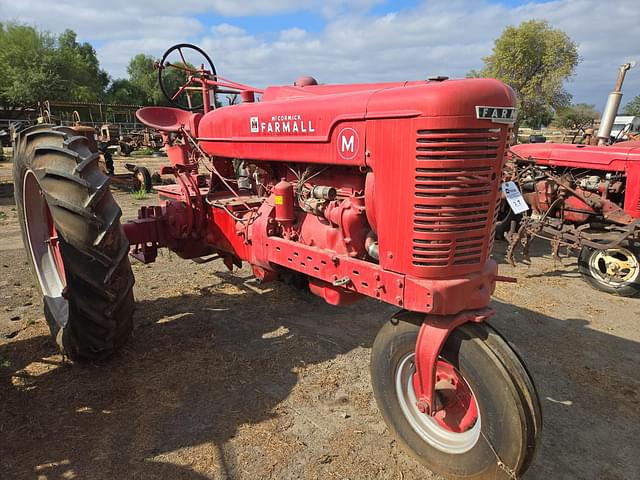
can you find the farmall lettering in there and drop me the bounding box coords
[249,114,315,134]
[475,105,516,124]
[337,127,359,160]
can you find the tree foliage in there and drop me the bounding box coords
[0,23,109,111]
[623,94,640,116]
[127,54,162,104]
[473,20,580,129]
[555,103,599,130]
[0,22,203,112]
[126,54,189,106]
[105,79,148,105]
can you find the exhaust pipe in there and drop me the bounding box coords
[597,61,636,145]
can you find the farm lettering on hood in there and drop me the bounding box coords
[250,115,316,134]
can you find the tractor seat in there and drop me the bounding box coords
[136,107,202,135]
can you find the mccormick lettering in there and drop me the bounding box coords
[249,114,316,134]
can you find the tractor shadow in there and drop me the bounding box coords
[489,299,639,480]
[0,278,638,479]
[0,276,394,479]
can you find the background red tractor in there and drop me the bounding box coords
[505,62,640,296]
[13,44,541,479]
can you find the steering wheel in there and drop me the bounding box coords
[158,43,217,112]
[614,122,632,143]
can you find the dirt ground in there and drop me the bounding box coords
[1,165,639,479]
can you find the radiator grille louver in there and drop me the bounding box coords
[412,128,502,268]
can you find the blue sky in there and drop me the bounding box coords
[1,0,639,111]
[193,1,536,43]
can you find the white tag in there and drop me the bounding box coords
[501,181,529,214]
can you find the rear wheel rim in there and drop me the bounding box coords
[588,247,639,287]
[23,170,68,323]
[395,352,481,454]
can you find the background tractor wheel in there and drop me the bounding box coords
[13,125,135,361]
[133,166,153,193]
[494,198,519,240]
[119,142,132,156]
[370,313,541,480]
[578,245,640,297]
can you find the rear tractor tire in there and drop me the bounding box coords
[370,313,541,479]
[13,125,135,361]
[578,245,640,297]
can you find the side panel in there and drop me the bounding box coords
[197,94,372,166]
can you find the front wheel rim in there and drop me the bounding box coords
[588,247,640,286]
[395,353,481,454]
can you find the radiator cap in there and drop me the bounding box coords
[294,75,318,86]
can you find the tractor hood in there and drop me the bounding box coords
[197,77,515,165]
[510,141,640,171]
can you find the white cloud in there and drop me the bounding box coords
[279,28,307,41]
[1,0,639,109]
[213,24,246,36]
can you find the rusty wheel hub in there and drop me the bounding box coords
[589,247,639,285]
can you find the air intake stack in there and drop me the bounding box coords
[597,61,636,145]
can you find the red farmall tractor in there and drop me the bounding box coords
[13,44,540,479]
[506,62,640,296]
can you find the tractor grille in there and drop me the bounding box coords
[412,128,502,269]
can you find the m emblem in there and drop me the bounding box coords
[337,127,359,160]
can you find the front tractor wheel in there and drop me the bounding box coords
[578,246,640,297]
[13,125,135,361]
[371,314,541,480]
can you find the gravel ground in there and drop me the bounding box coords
[0,186,638,480]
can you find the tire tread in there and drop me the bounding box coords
[13,124,135,361]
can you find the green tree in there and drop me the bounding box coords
[127,54,161,104]
[522,106,554,130]
[0,23,109,115]
[56,29,110,102]
[0,23,64,113]
[127,53,189,106]
[623,94,640,116]
[555,103,599,130]
[106,79,148,105]
[472,20,580,130]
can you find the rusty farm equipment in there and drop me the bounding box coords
[67,113,153,192]
[98,122,163,156]
[503,62,640,296]
[13,43,541,479]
